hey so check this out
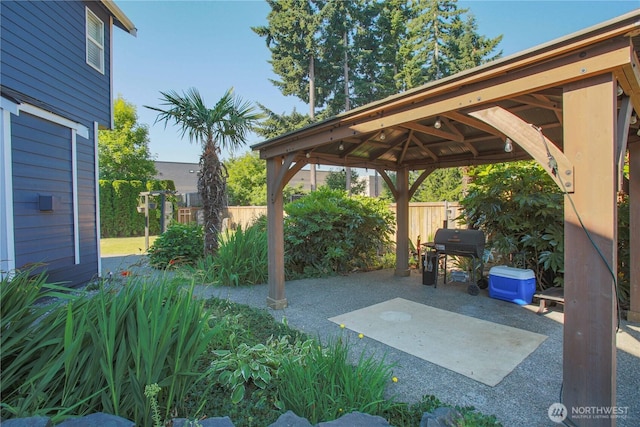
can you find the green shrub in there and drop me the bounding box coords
[148,222,204,268]
[618,194,630,310]
[284,188,395,277]
[459,161,563,289]
[1,272,219,425]
[461,161,632,307]
[277,335,396,424]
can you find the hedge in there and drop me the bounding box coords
[99,179,175,238]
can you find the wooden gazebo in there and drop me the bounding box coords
[252,10,640,426]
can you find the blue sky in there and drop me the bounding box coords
[112,0,640,164]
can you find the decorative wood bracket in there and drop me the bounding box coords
[269,153,296,204]
[469,106,574,192]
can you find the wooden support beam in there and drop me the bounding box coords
[401,122,463,142]
[266,157,287,309]
[410,133,439,161]
[617,96,632,193]
[409,167,436,199]
[397,131,412,165]
[511,94,562,112]
[628,142,640,322]
[395,167,410,277]
[270,153,295,203]
[469,106,574,192]
[376,168,397,200]
[443,111,505,138]
[562,74,617,426]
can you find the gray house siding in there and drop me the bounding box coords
[1,0,112,128]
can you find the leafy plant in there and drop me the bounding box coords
[209,336,314,405]
[277,335,396,424]
[617,194,630,310]
[284,187,395,278]
[459,161,564,289]
[148,222,204,268]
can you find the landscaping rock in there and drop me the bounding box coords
[317,411,390,427]
[1,416,53,427]
[268,411,313,427]
[419,407,463,427]
[55,413,134,427]
[172,417,234,427]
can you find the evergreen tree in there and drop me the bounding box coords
[324,169,366,195]
[253,104,314,139]
[252,0,325,115]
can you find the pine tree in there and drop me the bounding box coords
[252,0,325,115]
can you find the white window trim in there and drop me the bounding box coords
[94,121,102,274]
[86,7,105,74]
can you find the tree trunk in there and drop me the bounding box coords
[198,142,226,256]
[309,54,317,191]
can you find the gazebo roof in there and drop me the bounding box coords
[253,10,640,175]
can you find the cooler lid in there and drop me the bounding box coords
[489,265,536,280]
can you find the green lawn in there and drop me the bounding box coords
[100,236,158,256]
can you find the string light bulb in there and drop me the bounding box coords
[379,131,386,141]
[504,137,513,153]
[434,119,442,129]
[339,142,344,151]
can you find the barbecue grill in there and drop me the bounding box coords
[424,228,487,295]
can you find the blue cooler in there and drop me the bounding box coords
[488,266,536,305]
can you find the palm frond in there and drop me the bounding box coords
[145,87,261,151]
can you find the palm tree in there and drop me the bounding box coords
[146,88,260,256]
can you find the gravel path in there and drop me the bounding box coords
[102,256,640,427]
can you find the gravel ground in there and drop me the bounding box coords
[102,256,640,427]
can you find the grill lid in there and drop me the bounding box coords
[434,229,485,258]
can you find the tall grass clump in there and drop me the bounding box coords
[1,271,220,425]
[214,224,268,286]
[277,335,396,424]
[187,223,268,286]
[1,268,84,420]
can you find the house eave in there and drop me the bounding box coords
[100,0,137,36]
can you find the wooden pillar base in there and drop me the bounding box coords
[394,268,410,277]
[267,297,288,310]
[627,310,640,323]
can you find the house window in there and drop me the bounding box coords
[86,8,104,73]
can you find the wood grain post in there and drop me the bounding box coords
[395,167,410,277]
[266,157,287,309]
[562,74,617,426]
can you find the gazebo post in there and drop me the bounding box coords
[562,74,617,426]
[628,142,640,322]
[266,157,287,309]
[395,167,410,277]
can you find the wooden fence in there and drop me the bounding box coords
[178,202,464,245]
